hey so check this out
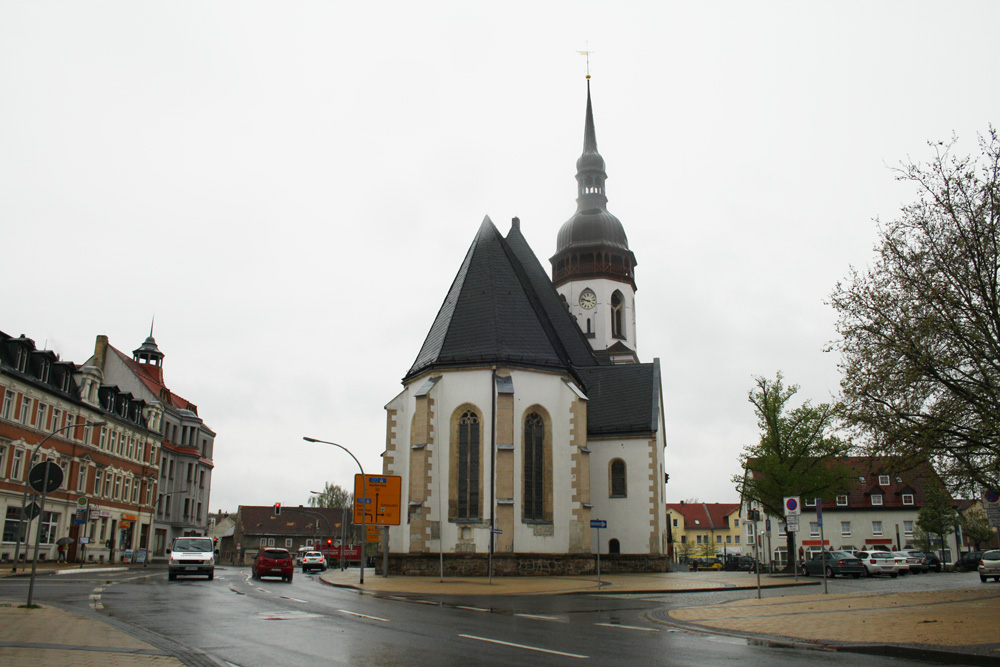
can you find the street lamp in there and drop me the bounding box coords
[12,420,106,572]
[302,436,367,584]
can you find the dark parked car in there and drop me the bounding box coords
[723,555,757,571]
[955,550,985,572]
[801,551,865,578]
[252,548,294,582]
[921,552,942,572]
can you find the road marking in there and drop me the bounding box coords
[595,622,658,632]
[514,613,562,622]
[457,605,491,612]
[459,634,588,659]
[338,609,389,622]
[280,596,309,603]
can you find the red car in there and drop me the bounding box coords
[252,548,294,582]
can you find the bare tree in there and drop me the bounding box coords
[830,128,1000,493]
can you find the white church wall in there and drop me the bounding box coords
[589,436,658,554]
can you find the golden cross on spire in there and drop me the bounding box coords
[577,45,594,79]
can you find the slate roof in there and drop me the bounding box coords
[406,217,604,381]
[746,457,950,511]
[404,217,662,440]
[576,361,661,437]
[106,343,199,414]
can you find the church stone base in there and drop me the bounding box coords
[378,553,671,576]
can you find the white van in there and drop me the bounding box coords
[167,536,217,581]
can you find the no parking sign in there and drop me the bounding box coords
[783,496,801,516]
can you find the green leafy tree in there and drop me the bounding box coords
[733,373,853,572]
[830,129,1000,494]
[960,505,996,550]
[915,484,957,558]
[308,482,353,509]
[912,525,933,552]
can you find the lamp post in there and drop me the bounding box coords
[22,420,106,606]
[12,420,106,572]
[303,437,367,584]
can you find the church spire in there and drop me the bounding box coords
[575,78,609,212]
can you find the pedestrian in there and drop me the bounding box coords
[57,543,66,562]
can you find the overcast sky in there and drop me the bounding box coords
[2,2,997,513]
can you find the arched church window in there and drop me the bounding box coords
[609,538,621,554]
[457,409,480,519]
[611,291,625,339]
[523,412,544,521]
[610,458,626,497]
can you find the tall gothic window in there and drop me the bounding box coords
[611,291,625,339]
[610,459,627,497]
[523,412,544,521]
[457,410,480,519]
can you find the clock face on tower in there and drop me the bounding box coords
[579,288,597,310]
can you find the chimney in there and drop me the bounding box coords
[93,335,109,370]
[511,216,520,229]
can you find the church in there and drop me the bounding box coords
[383,79,668,575]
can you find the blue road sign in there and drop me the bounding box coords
[590,519,607,529]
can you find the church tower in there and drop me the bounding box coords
[550,78,638,364]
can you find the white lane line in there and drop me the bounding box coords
[595,622,658,632]
[338,609,390,622]
[459,634,588,659]
[514,613,561,622]
[280,596,309,603]
[456,605,491,612]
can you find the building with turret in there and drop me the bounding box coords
[85,330,215,556]
[383,79,668,575]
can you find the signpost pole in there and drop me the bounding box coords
[817,498,828,595]
[596,525,601,587]
[26,463,54,607]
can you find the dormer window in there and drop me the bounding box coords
[805,497,817,506]
[878,475,890,486]
[871,494,883,506]
[38,360,50,383]
[16,347,28,372]
[837,495,848,506]
[902,494,914,505]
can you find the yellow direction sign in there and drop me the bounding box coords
[354,474,402,526]
[366,525,381,543]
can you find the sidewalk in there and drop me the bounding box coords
[1,561,217,667]
[319,567,1000,664]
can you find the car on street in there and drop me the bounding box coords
[689,557,723,571]
[979,549,1000,582]
[300,550,327,573]
[167,536,217,581]
[895,550,928,574]
[852,550,900,578]
[801,551,865,578]
[955,550,985,572]
[252,547,294,582]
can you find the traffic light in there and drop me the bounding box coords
[274,503,281,516]
[326,539,332,546]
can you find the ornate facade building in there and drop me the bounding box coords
[85,331,216,556]
[0,330,162,564]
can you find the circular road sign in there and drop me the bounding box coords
[986,490,1000,504]
[28,461,64,495]
[785,498,798,512]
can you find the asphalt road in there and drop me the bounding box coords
[2,565,979,666]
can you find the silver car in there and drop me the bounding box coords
[978,550,1000,583]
